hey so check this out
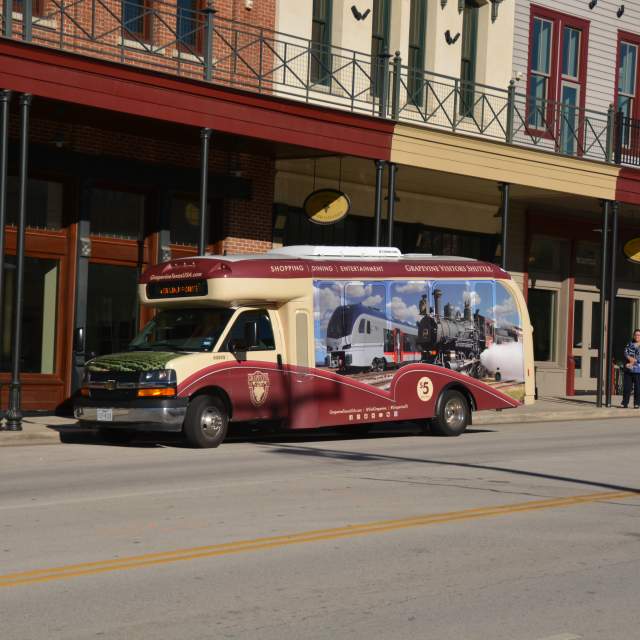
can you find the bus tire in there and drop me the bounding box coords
[429,389,469,437]
[183,394,228,449]
[371,358,384,372]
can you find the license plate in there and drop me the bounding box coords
[96,408,113,422]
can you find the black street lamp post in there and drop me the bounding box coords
[198,128,211,256]
[0,90,10,425]
[5,94,32,430]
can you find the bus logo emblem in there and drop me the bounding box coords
[417,376,434,402]
[248,371,270,406]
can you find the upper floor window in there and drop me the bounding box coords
[459,0,479,117]
[311,0,332,86]
[408,0,427,107]
[617,32,640,149]
[527,6,589,154]
[371,0,391,98]
[177,0,203,53]
[13,0,46,18]
[122,0,152,43]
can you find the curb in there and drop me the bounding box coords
[473,408,637,425]
[0,409,639,447]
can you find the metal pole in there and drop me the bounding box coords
[23,0,32,41]
[391,51,401,121]
[202,4,216,82]
[499,182,510,270]
[605,201,619,407]
[5,94,31,431]
[596,200,610,408]
[373,160,385,247]
[386,162,397,247]
[506,80,515,144]
[378,48,391,119]
[2,0,12,37]
[0,90,10,423]
[198,127,211,256]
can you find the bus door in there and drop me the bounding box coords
[220,308,287,421]
[288,310,316,427]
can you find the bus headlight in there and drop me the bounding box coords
[137,369,177,397]
[139,369,177,385]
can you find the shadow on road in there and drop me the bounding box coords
[256,442,640,495]
[54,422,495,448]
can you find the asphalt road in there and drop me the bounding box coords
[1,418,639,640]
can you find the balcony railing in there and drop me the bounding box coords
[2,0,637,166]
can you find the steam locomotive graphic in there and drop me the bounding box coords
[324,288,518,378]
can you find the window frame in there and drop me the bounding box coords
[526,5,589,148]
[615,30,640,151]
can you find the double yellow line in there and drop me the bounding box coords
[1,490,636,588]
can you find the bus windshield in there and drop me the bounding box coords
[129,308,235,353]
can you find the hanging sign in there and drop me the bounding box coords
[303,189,350,225]
[623,237,640,264]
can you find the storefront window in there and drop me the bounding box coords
[1,257,59,374]
[169,196,218,246]
[90,188,145,239]
[529,235,569,274]
[575,241,600,279]
[410,226,498,262]
[7,177,63,230]
[617,250,640,283]
[528,288,556,361]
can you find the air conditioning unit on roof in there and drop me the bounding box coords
[269,245,402,259]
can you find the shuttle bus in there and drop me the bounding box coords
[74,246,535,447]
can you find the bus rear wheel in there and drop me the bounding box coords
[183,395,229,448]
[429,390,469,437]
[371,358,386,372]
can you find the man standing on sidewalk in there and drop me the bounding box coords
[622,329,640,408]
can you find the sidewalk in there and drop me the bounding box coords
[0,395,637,447]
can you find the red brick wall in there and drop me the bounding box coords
[13,0,277,91]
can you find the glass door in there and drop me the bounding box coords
[572,291,600,392]
[572,292,637,392]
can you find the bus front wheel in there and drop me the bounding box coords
[183,395,229,448]
[429,390,469,437]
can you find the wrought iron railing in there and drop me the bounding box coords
[615,114,640,166]
[0,0,634,165]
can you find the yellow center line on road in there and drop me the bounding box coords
[1,490,637,588]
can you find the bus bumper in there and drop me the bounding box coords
[74,398,188,432]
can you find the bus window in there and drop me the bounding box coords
[366,320,371,334]
[358,318,366,334]
[225,310,275,351]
